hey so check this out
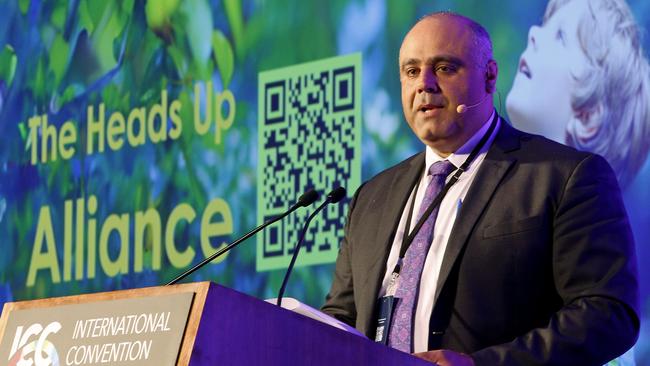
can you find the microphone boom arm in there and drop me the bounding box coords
[276,201,328,306]
[276,187,346,306]
[166,189,319,286]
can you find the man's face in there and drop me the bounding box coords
[399,16,494,155]
[506,0,589,143]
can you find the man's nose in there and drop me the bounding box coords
[418,70,439,93]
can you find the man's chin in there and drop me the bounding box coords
[418,134,456,157]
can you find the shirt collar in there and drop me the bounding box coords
[425,109,498,172]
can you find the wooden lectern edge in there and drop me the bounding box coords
[176,282,212,365]
[0,281,214,366]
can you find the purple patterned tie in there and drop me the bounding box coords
[388,160,455,352]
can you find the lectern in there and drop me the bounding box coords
[0,282,430,365]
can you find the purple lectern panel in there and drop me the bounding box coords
[189,283,430,365]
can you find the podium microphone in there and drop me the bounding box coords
[166,189,320,285]
[276,187,347,306]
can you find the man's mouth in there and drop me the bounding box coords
[519,58,532,79]
[417,103,443,112]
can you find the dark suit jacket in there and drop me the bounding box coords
[321,121,639,365]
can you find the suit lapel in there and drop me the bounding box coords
[357,153,424,331]
[434,121,521,303]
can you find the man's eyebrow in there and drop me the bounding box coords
[428,55,465,66]
[400,55,466,70]
[400,58,420,70]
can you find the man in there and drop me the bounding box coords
[321,12,639,366]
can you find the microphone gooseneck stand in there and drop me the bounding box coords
[276,187,346,306]
[166,189,320,285]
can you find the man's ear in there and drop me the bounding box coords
[485,60,498,93]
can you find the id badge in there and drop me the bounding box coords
[374,295,398,344]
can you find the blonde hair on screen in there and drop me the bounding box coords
[545,0,650,187]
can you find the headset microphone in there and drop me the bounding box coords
[456,94,490,114]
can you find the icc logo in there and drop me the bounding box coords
[8,322,61,366]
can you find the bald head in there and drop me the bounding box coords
[413,12,494,68]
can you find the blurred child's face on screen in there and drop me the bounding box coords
[506,0,589,142]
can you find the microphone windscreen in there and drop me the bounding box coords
[456,104,467,114]
[298,189,319,207]
[327,187,347,203]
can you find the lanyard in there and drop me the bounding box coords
[389,114,499,286]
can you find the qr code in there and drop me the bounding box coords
[256,53,361,271]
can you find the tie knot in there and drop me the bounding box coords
[428,160,455,177]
